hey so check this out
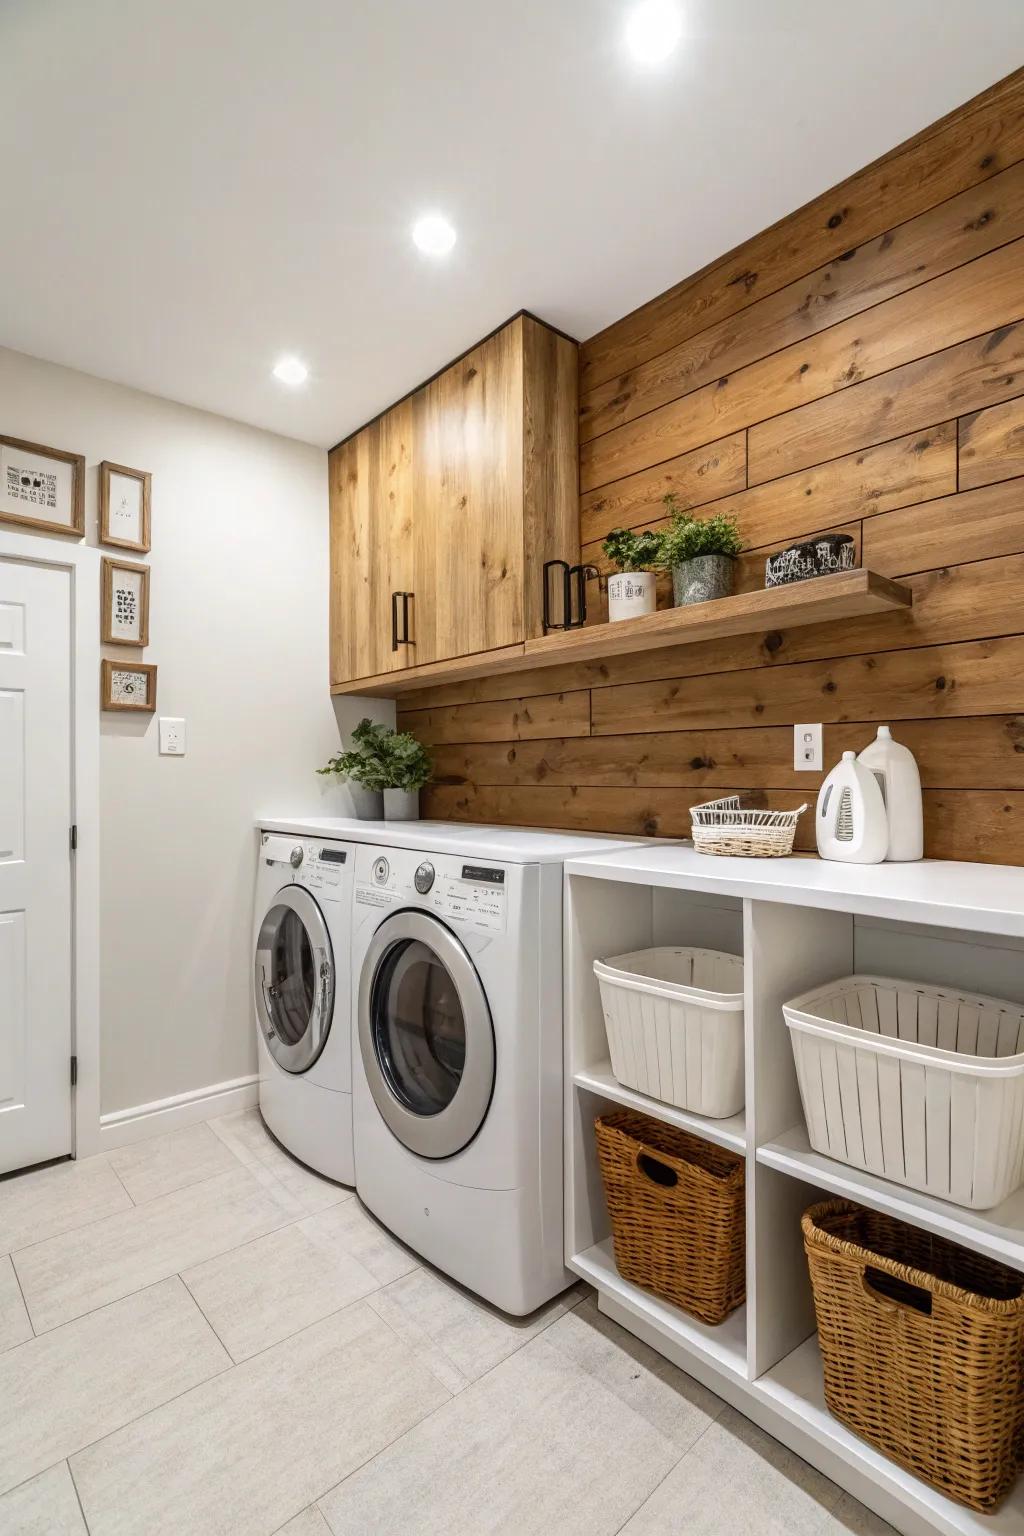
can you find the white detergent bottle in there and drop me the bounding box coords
[857,725,924,862]
[816,751,889,863]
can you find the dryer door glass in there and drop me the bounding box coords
[360,911,494,1160]
[255,886,335,1075]
[373,939,466,1115]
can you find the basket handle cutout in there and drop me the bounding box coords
[636,1153,678,1188]
[861,1266,932,1317]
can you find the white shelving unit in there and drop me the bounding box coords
[563,845,1024,1536]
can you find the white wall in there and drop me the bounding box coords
[0,346,390,1117]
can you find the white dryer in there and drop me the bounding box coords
[350,827,642,1315]
[252,830,355,1185]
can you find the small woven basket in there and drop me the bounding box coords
[690,795,807,857]
[594,1109,745,1325]
[803,1200,1024,1511]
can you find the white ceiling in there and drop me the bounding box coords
[4,1,1024,448]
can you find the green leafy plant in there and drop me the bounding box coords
[657,495,743,567]
[601,525,664,572]
[317,717,432,792]
[381,729,433,791]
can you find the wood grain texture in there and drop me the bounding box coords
[582,237,1024,491]
[397,73,1024,864]
[398,689,591,745]
[748,320,1024,483]
[430,717,1024,792]
[580,68,1024,389]
[580,161,1024,444]
[579,433,746,546]
[959,392,1024,488]
[521,315,580,638]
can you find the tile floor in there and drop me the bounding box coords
[0,1109,896,1535]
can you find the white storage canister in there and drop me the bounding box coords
[593,947,744,1119]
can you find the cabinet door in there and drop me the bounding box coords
[413,326,524,666]
[329,406,414,685]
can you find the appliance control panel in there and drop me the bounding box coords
[261,833,348,895]
[355,848,508,933]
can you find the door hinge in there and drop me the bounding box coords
[70,825,78,853]
[70,1055,78,1087]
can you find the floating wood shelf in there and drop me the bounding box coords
[329,569,912,698]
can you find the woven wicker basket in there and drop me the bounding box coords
[594,1109,745,1325]
[803,1200,1024,1511]
[690,795,807,857]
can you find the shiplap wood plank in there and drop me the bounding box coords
[589,635,1024,735]
[862,476,1024,574]
[430,717,1024,792]
[580,423,955,557]
[580,162,1024,443]
[580,68,1024,388]
[582,238,1024,491]
[959,393,1024,488]
[398,689,591,746]
[748,320,1024,483]
[421,782,1024,865]
[579,433,746,546]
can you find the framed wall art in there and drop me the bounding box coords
[101,659,157,713]
[0,434,85,537]
[101,557,150,646]
[100,461,151,552]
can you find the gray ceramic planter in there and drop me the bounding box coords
[383,788,420,822]
[348,783,384,820]
[672,553,736,606]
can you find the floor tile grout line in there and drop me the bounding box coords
[103,1160,138,1207]
[607,1414,722,1536]
[5,1249,36,1342]
[66,1457,94,1536]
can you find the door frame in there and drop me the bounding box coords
[0,529,100,1159]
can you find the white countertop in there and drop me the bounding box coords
[257,817,655,865]
[564,843,1024,937]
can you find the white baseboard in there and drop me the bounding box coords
[97,1074,260,1152]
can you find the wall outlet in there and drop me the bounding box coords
[159,717,187,756]
[794,722,822,771]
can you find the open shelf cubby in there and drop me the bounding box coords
[563,848,1024,1536]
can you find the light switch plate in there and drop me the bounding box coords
[794,722,822,771]
[159,717,186,756]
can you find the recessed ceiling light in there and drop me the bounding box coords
[412,213,457,258]
[625,0,683,64]
[272,355,308,386]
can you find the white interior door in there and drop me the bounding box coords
[0,558,72,1174]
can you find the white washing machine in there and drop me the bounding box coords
[350,826,643,1315]
[252,829,355,1185]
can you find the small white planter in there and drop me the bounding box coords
[607,570,657,622]
[383,788,420,821]
[348,783,384,820]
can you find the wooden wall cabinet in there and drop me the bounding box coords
[329,312,578,692]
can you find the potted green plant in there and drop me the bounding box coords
[658,496,743,606]
[317,717,391,819]
[601,526,664,621]
[379,728,433,822]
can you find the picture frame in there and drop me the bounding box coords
[99,461,151,552]
[0,433,85,538]
[101,659,157,713]
[101,557,150,646]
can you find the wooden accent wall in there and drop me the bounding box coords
[402,70,1024,864]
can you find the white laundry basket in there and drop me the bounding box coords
[783,974,1024,1209]
[594,947,745,1119]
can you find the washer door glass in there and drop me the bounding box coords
[359,910,494,1159]
[255,886,334,1074]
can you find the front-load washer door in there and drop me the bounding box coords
[255,886,335,1074]
[359,910,494,1160]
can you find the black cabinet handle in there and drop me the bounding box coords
[391,591,401,652]
[392,591,415,650]
[401,592,414,647]
[571,564,599,628]
[543,560,571,632]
